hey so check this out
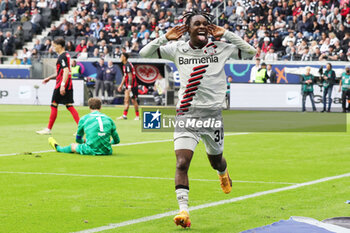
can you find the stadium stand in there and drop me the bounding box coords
[19,0,347,62]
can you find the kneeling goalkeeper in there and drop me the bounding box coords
[48,97,120,155]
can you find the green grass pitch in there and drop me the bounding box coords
[0,105,349,233]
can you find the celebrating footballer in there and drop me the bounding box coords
[140,10,256,228]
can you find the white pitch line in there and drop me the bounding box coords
[0,171,295,185]
[73,172,350,233]
[0,133,250,157]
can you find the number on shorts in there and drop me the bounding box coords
[96,116,104,132]
[214,128,224,142]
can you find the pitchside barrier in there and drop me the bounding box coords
[0,59,348,107]
[0,79,84,105]
[229,83,342,111]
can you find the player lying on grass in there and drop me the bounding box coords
[140,10,256,228]
[49,98,120,155]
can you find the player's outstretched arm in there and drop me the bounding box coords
[209,24,256,59]
[139,25,187,59]
[42,74,56,84]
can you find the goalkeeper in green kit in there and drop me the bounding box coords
[48,98,120,155]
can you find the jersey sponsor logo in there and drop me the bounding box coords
[135,65,160,84]
[178,56,219,65]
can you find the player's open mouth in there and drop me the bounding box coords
[197,31,207,42]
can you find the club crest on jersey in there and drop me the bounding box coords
[204,42,217,55]
[204,47,216,55]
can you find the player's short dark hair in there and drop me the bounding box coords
[122,52,129,59]
[54,37,65,47]
[183,9,215,27]
[88,98,102,110]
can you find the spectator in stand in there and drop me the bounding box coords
[90,16,103,31]
[31,48,41,62]
[234,25,244,38]
[48,25,61,38]
[300,47,312,61]
[42,38,51,51]
[86,40,96,55]
[0,15,9,29]
[20,11,30,23]
[272,30,283,51]
[37,0,47,10]
[320,37,330,54]
[124,40,132,53]
[261,37,273,54]
[14,25,24,47]
[312,46,322,60]
[225,0,235,17]
[74,23,85,38]
[102,47,112,59]
[61,24,72,37]
[282,32,296,47]
[2,31,15,55]
[297,39,308,56]
[274,16,286,34]
[329,32,339,46]
[150,26,164,39]
[108,30,121,45]
[326,7,342,24]
[77,48,88,59]
[33,39,43,51]
[113,46,121,58]
[264,47,278,61]
[140,32,151,47]
[0,0,13,12]
[137,25,150,40]
[65,41,75,52]
[17,3,26,16]
[75,39,87,52]
[8,10,17,23]
[133,10,145,24]
[31,8,42,33]
[21,56,31,65]
[10,52,21,64]
[131,41,140,53]
[282,42,297,60]
[98,40,108,54]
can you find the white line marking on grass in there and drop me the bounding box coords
[73,172,350,233]
[0,171,295,185]
[0,133,250,157]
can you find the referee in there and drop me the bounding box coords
[36,38,80,135]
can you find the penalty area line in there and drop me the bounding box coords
[0,133,250,157]
[73,172,350,233]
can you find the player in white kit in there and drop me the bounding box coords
[140,10,256,228]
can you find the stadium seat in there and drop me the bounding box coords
[22,21,32,31]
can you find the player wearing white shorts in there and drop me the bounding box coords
[140,10,256,228]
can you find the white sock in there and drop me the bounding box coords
[175,188,189,213]
[217,168,227,176]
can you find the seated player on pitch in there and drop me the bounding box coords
[48,98,120,155]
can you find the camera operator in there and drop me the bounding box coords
[321,63,336,112]
[301,67,317,112]
[339,65,350,113]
